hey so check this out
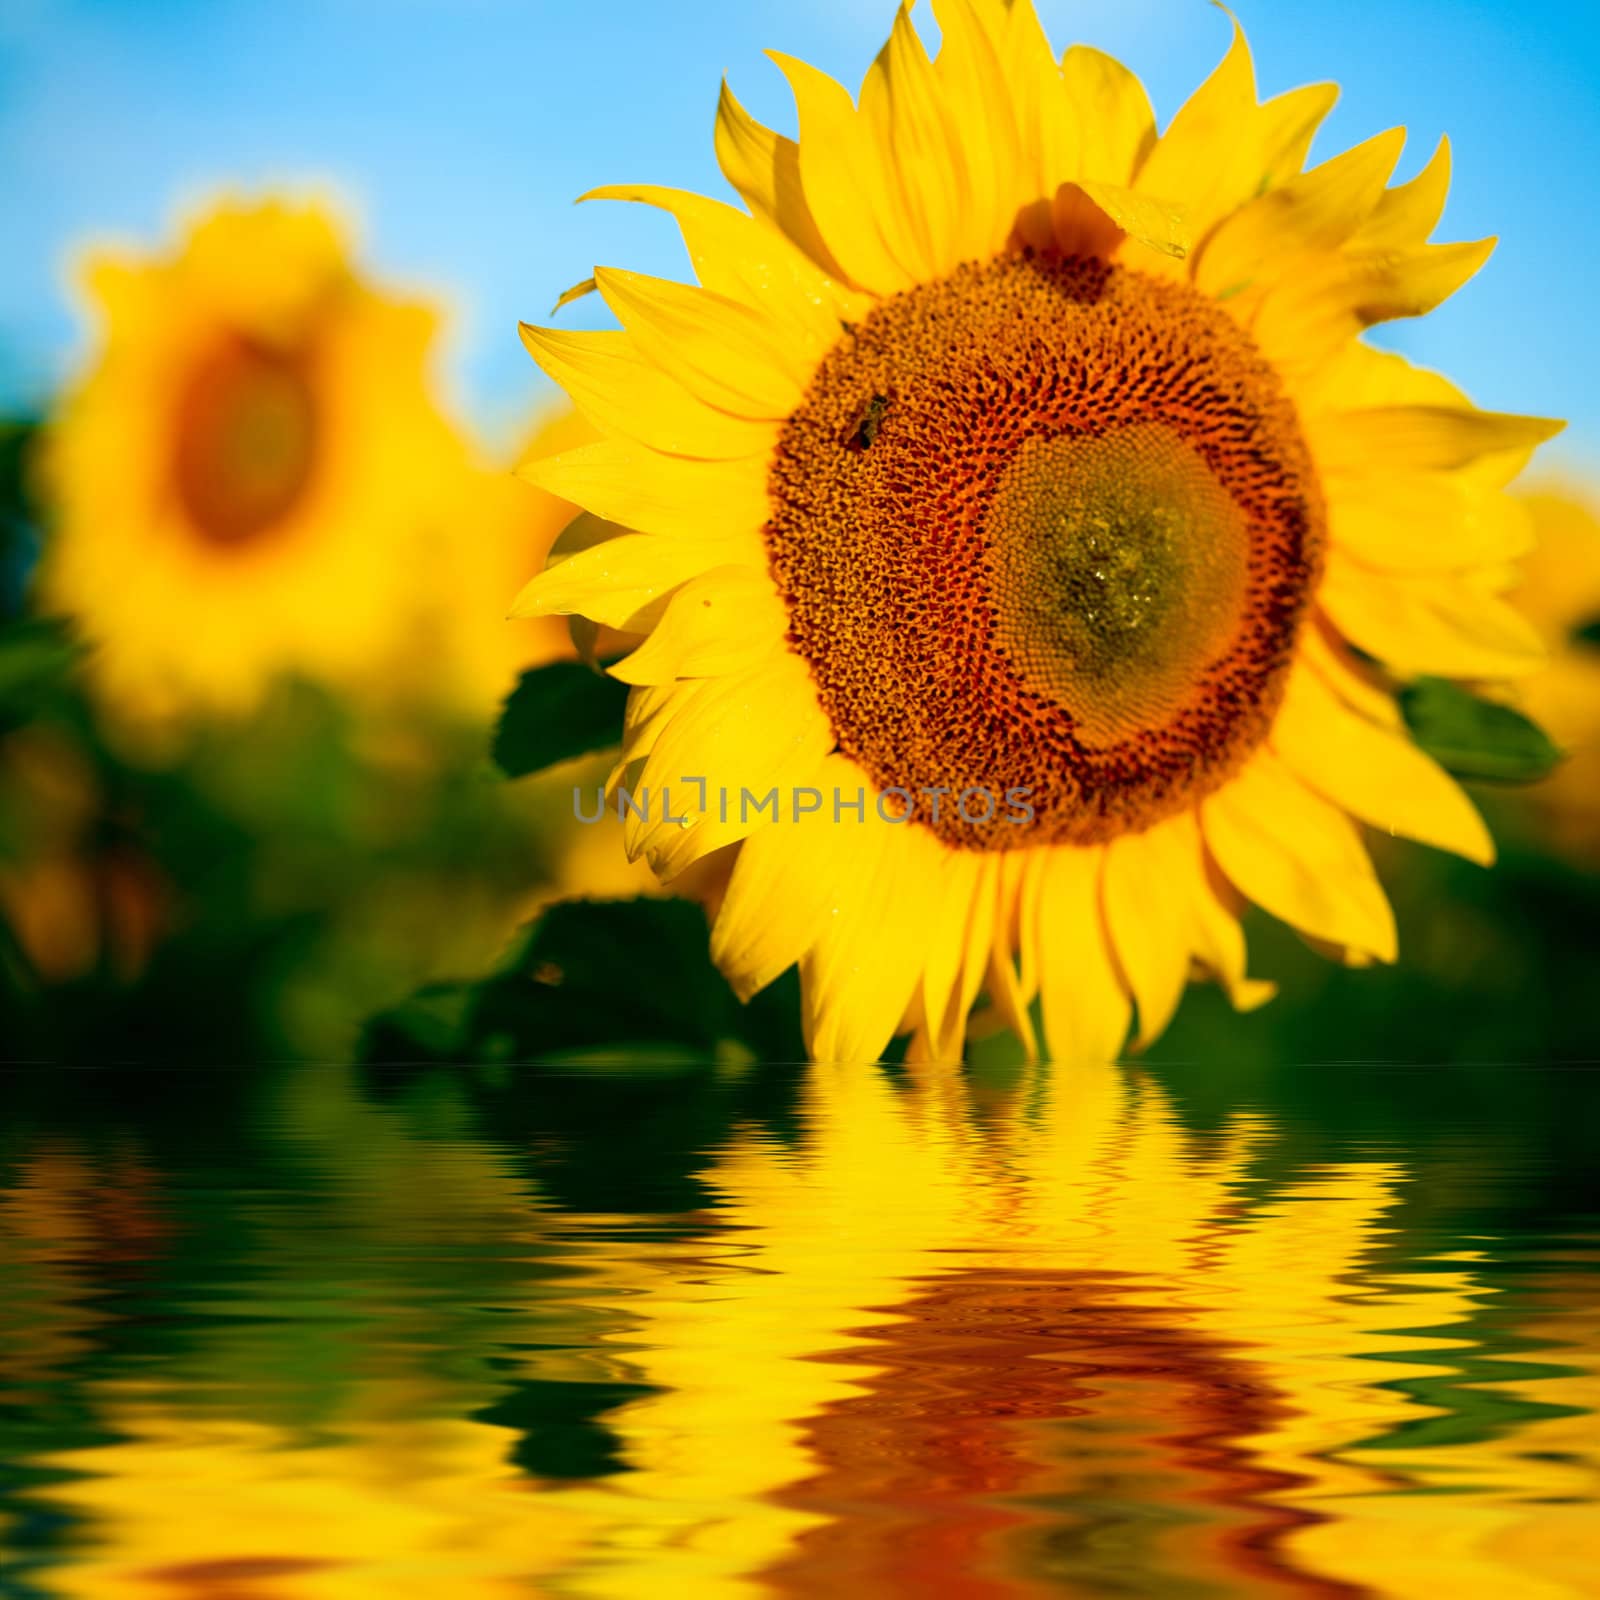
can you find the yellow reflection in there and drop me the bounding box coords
[3,1071,610,1599]
[8,1068,1597,1599]
[1287,1277,1600,1600]
[35,1398,593,1599]
[535,1066,1597,1599]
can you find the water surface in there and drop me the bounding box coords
[1,1059,1596,1598]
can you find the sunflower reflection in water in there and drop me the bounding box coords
[14,1067,1597,1599]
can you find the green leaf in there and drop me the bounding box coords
[1572,614,1600,650]
[1,418,41,511]
[360,898,806,1067]
[491,660,629,779]
[360,984,476,1063]
[1400,677,1564,784]
[1,418,45,619]
[0,615,83,731]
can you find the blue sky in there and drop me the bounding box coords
[2,0,1595,460]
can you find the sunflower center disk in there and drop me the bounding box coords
[172,334,320,548]
[989,424,1251,750]
[764,253,1326,850]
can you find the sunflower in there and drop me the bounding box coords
[1508,481,1600,865]
[417,405,600,718]
[514,3,1562,1064]
[36,197,463,728]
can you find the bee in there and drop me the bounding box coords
[850,392,891,451]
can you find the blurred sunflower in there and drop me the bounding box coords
[35,197,463,729]
[1510,482,1600,865]
[411,403,661,905]
[516,2,1562,1064]
[418,406,597,717]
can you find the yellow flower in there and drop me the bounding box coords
[1508,481,1600,865]
[35,196,464,728]
[416,404,600,718]
[514,5,1562,1063]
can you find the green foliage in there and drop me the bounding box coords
[1400,676,1564,783]
[0,615,82,735]
[491,660,629,779]
[0,668,570,1065]
[0,418,44,619]
[362,897,807,1067]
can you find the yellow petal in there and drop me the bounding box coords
[931,0,1026,259]
[1134,16,1257,242]
[1327,471,1534,571]
[593,267,808,417]
[1301,337,1465,411]
[711,757,858,999]
[634,652,835,878]
[985,851,1039,1060]
[1035,845,1131,1065]
[768,51,916,295]
[1308,347,1549,491]
[550,276,596,315]
[1015,847,1046,1005]
[510,531,751,631]
[900,996,935,1063]
[1202,750,1398,961]
[1053,180,1188,261]
[1249,239,1497,381]
[801,790,945,1063]
[1191,844,1276,1012]
[519,438,770,544]
[637,649,828,803]
[1272,658,1495,865]
[1352,136,1451,251]
[519,326,775,459]
[615,680,696,773]
[1318,554,1547,679]
[948,863,999,1060]
[999,0,1076,209]
[609,565,786,685]
[1348,237,1497,321]
[861,4,962,277]
[1103,815,1196,1048]
[919,852,1002,1064]
[1256,81,1340,188]
[1298,614,1404,729]
[1314,403,1564,475]
[580,184,863,352]
[916,850,982,1064]
[714,78,849,283]
[1061,45,1155,187]
[1197,127,1406,298]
